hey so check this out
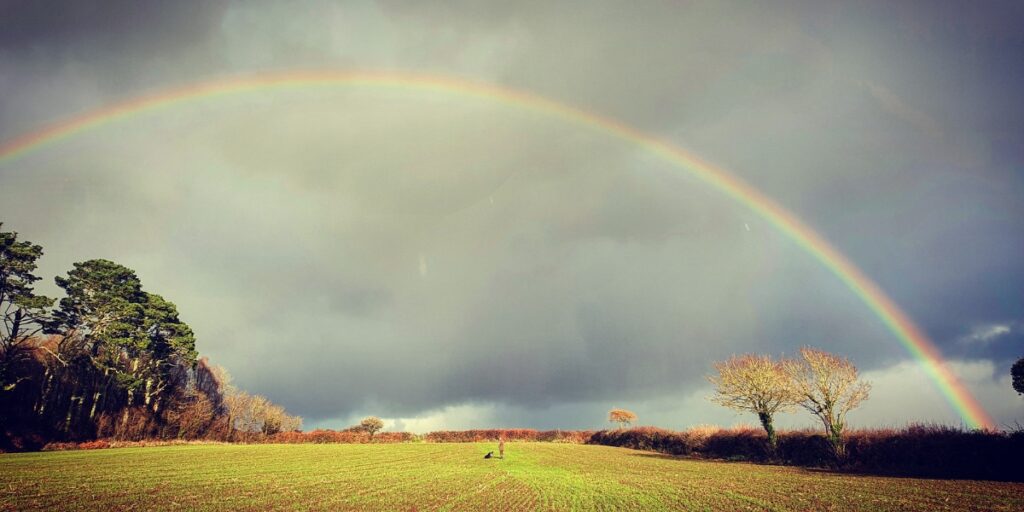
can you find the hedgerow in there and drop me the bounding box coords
[588,424,1024,481]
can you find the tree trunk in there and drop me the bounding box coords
[144,378,152,406]
[89,391,101,419]
[35,370,52,414]
[758,411,777,453]
[64,395,78,432]
[828,423,845,459]
[76,395,86,424]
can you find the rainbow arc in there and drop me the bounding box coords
[0,71,994,429]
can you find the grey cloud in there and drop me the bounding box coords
[1,0,1022,427]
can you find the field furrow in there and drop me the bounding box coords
[2,443,1021,511]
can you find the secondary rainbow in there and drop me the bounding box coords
[0,71,994,429]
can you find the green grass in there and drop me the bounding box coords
[2,443,1022,511]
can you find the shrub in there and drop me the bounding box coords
[775,429,835,466]
[423,429,593,443]
[842,424,1023,480]
[538,430,595,444]
[587,424,1024,481]
[701,426,769,460]
[589,427,698,456]
[264,429,417,444]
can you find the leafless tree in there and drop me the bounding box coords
[708,354,797,450]
[782,347,871,457]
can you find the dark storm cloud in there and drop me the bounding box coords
[0,0,230,143]
[1,0,1022,428]
[0,0,227,61]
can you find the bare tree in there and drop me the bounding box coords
[707,354,796,450]
[608,408,637,429]
[260,400,302,434]
[277,410,303,433]
[359,416,384,439]
[783,347,871,457]
[178,363,301,439]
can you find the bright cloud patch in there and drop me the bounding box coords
[312,358,1024,433]
[856,359,1021,428]
[960,323,1014,344]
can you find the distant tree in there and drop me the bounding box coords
[204,363,301,439]
[360,416,384,438]
[707,354,796,451]
[0,224,54,394]
[216,369,259,436]
[608,408,637,429]
[260,401,302,434]
[275,408,303,433]
[1012,356,1024,396]
[782,347,870,457]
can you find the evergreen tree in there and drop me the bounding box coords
[0,224,54,393]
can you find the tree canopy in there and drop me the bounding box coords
[783,347,870,456]
[1,224,54,393]
[608,408,637,428]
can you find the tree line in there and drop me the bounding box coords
[604,348,872,456]
[0,223,300,450]
[709,346,1024,456]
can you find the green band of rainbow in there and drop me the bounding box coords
[0,71,994,429]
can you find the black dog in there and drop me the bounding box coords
[483,451,494,459]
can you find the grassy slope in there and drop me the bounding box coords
[1,443,1022,511]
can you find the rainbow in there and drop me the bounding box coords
[0,71,995,429]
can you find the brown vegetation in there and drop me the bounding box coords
[0,225,301,451]
[608,408,638,428]
[588,424,1024,481]
[422,429,594,443]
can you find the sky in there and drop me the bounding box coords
[1,0,1022,432]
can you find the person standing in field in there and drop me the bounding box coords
[499,435,505,459]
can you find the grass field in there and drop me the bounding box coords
[2,443,1022,511]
